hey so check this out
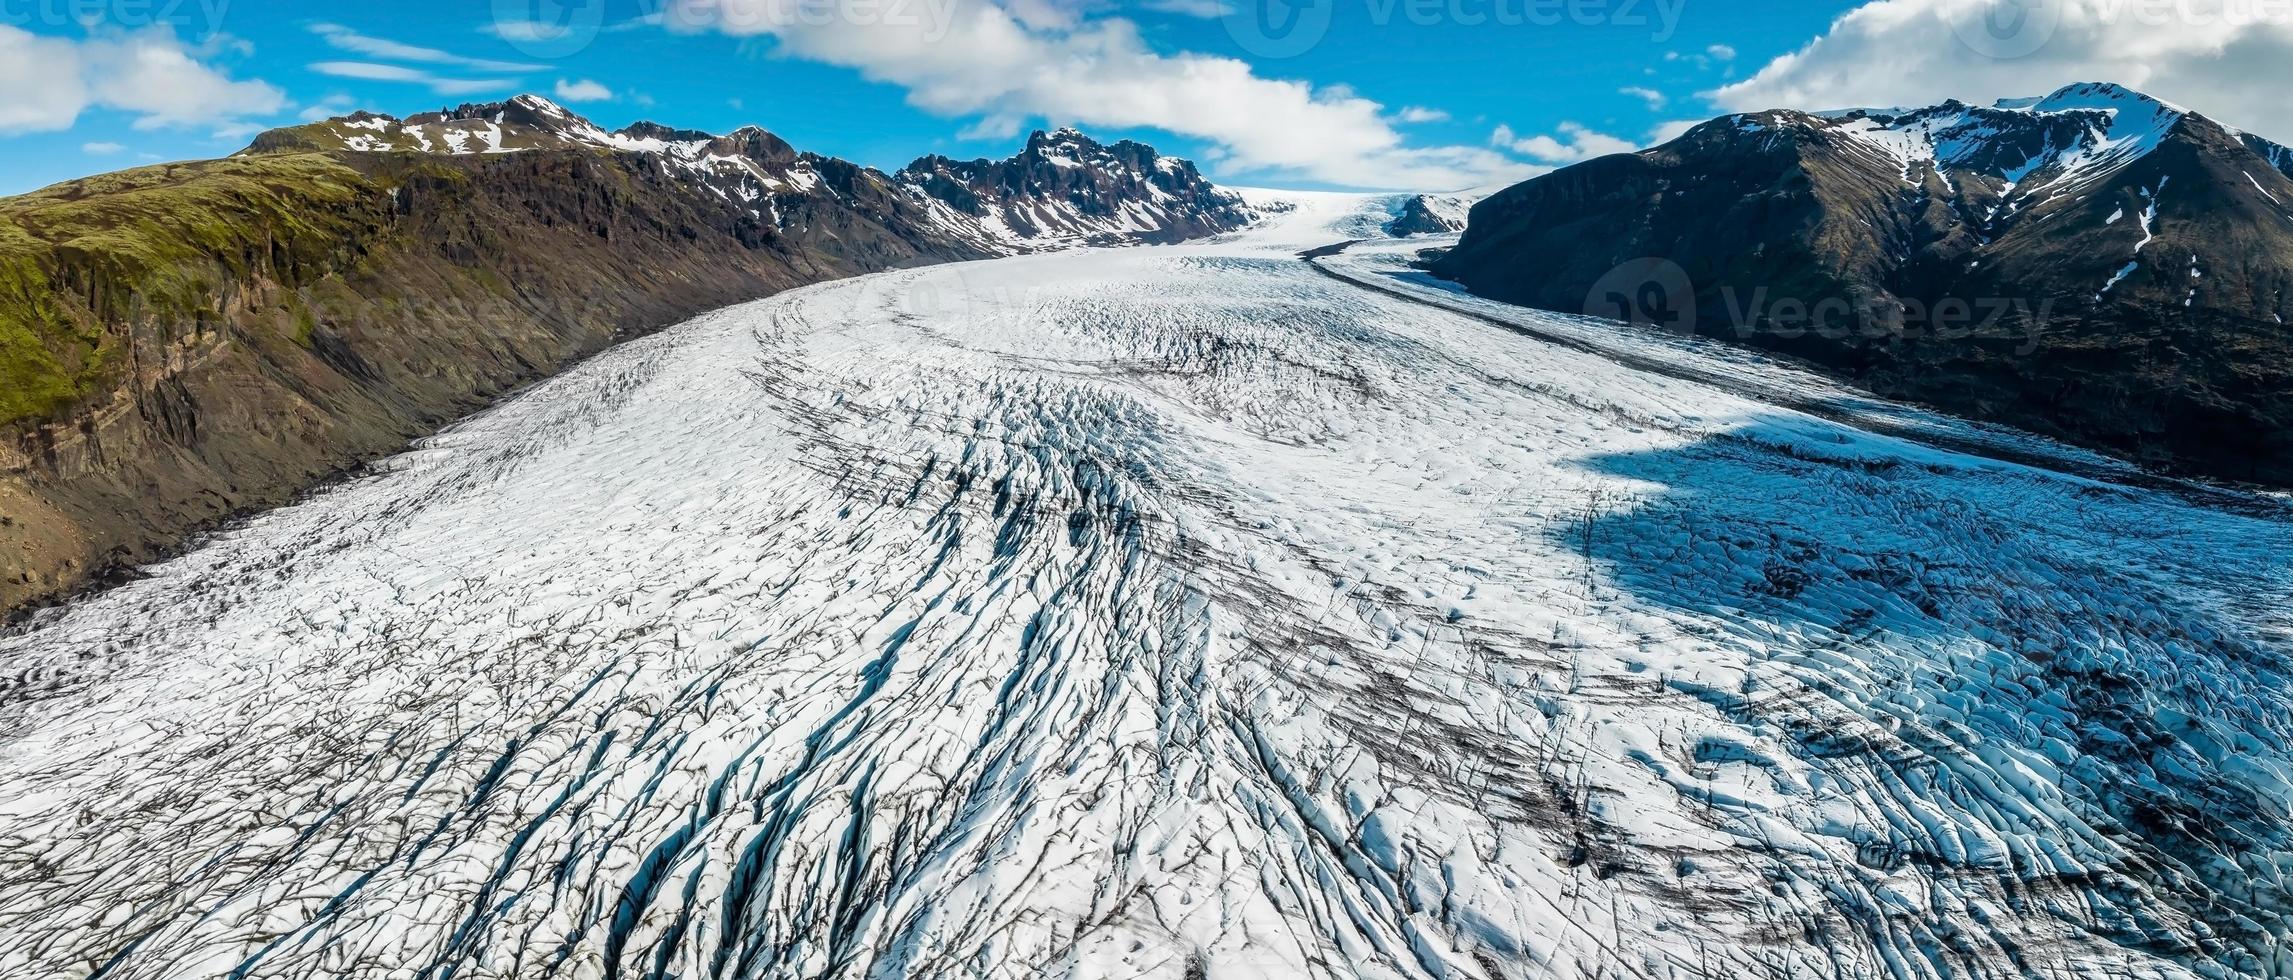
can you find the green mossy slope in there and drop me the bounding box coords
[0,154,388,425]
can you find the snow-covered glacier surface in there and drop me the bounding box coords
[5,194,2293,980]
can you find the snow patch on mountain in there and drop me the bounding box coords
[1815,83,2188,200]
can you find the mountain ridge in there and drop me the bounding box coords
[247,95,1255,253]
[1430,81,2293,486]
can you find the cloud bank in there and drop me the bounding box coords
[0,26,282,135]
[1713,0,2293,142]
[663,0,1533,189]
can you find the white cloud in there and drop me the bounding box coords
[82,141,125,155]
[94,31,290,131]
[1137,0,1229,14]
[0,26,281,135]
[555,78,616,102]
[480,19,557,43]
[299,94,360,121]
[0,28,88,133]
[1491,121,1639,164]
[310,61,517,96]
[1619,85,1667,110]
[1139,0,1234,15]
[306,23,548,97]
[310,23,544,73]
[660,0,1528,190]
[484,12,662,43]
[1664,43,1739,70]
[209,119,272,142]
[1712,0,2293,142]
[1396,106,1450,123]
[1646,118,1704,144]
[957,115,1026,140]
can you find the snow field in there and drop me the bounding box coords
[2,195,2290,980]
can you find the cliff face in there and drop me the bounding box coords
[1,100,1254,617]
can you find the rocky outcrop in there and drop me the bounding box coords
[1385,194,1469,236]
[1431,83,2293,486]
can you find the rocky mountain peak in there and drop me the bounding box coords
[2019,81,2187,117]
[238,96,1255,254]
[616,121,717,144]
[1027,126,1091,148]
[1659,82,2272,212]
[1385,194,1471,236]
[709,125,799,168]
[893,128,1253,248]
[405,94,588,132]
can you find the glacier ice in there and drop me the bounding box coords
[2,194,2290,980]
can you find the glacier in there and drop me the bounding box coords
[2,194,2291,980]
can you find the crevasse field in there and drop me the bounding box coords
[3,194,2291,980]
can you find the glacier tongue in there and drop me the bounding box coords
[4,195,2293,980]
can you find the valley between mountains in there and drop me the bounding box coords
[4,193,2291,980]
[0,96,1252,616]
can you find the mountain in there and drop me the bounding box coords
[897,127,1256,248]
[1384,193,1472,236]
[1429,82,2293,486]
[0,96,1252,616]
[254,96,1255,256]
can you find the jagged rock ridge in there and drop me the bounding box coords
[896,127,1257,248]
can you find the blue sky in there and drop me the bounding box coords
[5,0,2292,196]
